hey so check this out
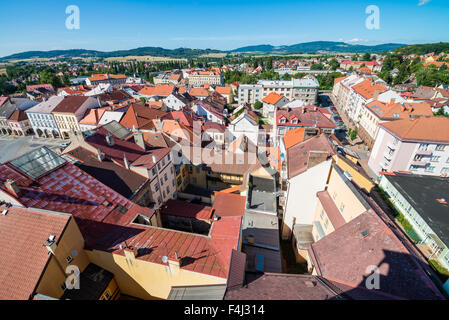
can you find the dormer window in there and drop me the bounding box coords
[291,118,297,124]
[280,118,286,123]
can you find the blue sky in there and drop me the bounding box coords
[0,0,448,57]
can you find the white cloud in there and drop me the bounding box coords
[418,0,431,6]
[346,38,369,43]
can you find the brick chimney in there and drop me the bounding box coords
[124,246,138,261]
[4,179,21,197]
[373,89,380,101]
[168,252,181,274]
[105,132,114,146]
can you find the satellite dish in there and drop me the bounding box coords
[162,256,168,263]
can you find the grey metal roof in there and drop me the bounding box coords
[0,98,37,119]
[167,284,227,300]
[242,211,280,250]
[383,173,449,247]
[102,120,131,140]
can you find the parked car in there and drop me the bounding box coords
[60,142,71,149]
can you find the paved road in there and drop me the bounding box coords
[0,135,66,163]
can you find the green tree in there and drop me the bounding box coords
[349,128,358,141]
[253,101,263,110]
[329,58,339,70]
[311,63,324,71]
[362,53,371,61]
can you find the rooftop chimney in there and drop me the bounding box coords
[4,179,21,197]
[44,234,57,255]
[124,246,138,261]
[105,133,114,146]
[152,155,157,163]
[167,253,181,274]
[123,153,130,170]
[97,148,104,161]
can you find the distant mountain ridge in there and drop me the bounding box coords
[0,41,408,61]
[0,47,221,61]
[231,41,406,54]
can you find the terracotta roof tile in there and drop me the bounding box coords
[352,80,387,100]
[262,92,284,105]
[212,192,246,217]
[380,116,449,142]
[283,127,306,149]
[309,209,445,300]
[0,206,70,300]
[287,134,335,178]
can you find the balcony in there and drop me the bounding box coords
[410,160,427,166]
[384,151,394,161]
[415,149,432,156]
[387,142,398,150]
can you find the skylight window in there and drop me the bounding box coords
[115,204,128,214]
[9,147,66,179]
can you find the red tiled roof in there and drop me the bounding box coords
[189,87,210,97]
[120,103,167,130]
[283,127,305,149]
[309,209,445,300]
[380,116,449,143]
[138,84,174,97]
[166,110,199,128]
[0,206,70,300]
[79,107,110,125]
[202,121,226,133]
[316,191,346,229]
[26,84,54,92]
[341,60,380,66]
[366,101,433,120]
[215,86,232,95]
[212,192,246,218]
[352,80,387,100]
[85,126,170,168]
[287,134,335,178]
[109,214,242,279]
[52,96,91,114]
[276,106,336,129]
[7,109,28,122]
[88,73,126,81]
[0,96,8,107]
[262,92,284,105]
[0,160,154,248]
[0,147,242,280]
[160,199,213,220]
